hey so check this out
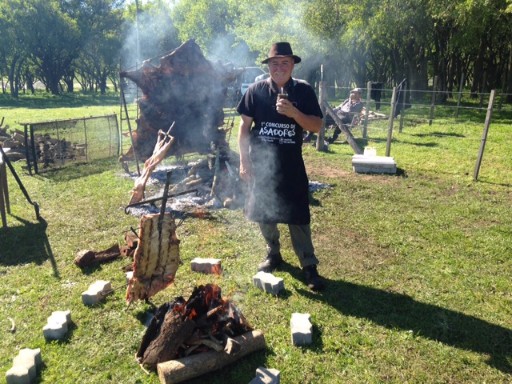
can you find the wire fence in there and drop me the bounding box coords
[22,114,120,174]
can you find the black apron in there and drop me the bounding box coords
[240,78,314,224]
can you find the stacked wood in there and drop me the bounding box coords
[0,128,27,161]
[157,330,265,384]
[0,127,87,164]
[137,284,258,376]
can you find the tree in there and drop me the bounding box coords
[69,0,125,93]
[12,0,82,95]
[0,1,31,97]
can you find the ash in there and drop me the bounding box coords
[124,159,225,217]
[124,160,330,217]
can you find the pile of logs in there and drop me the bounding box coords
[0,121,26,161]
[137,284,265,384]
[0,122,86,166]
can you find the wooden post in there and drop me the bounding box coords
[455,73,464,118]
[479,72,487,109]
[363,81,371,139]
[398,83,406,133]
[473,90,495,181]
[385,87,397,157]
[316,79,327,151]
[429,76,437,126]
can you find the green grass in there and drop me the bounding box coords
[0,93,511,383]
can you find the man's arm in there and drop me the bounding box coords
[238,114,253,181]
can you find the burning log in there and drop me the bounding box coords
[157,330,265,384]
[137,284,258,378]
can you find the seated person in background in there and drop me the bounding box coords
[304,88,364,143]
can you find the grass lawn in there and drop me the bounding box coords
[0,92,511,383]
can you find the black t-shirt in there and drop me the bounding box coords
[237,77,322,224]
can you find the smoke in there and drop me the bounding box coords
[121,4,179,71]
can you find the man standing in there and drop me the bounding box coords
[237,42,325,291]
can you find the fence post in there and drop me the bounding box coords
[363,81,371,139]
[398,83,406,133]
[479,72,487,109]
[429,76,437,126]
[316,76,327,151]
[455,72,464,118]
[385,87,397,157]
[473,90,495,181]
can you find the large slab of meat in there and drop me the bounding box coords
[120,39,236,161]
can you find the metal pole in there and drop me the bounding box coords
[120,83,141,175]
[385,87,397,157]
[473,90,495,181]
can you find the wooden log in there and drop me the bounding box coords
[142,312,196,369]
[157,329,265,384]
[74,244,121,268]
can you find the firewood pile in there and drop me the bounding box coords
[137,284,253,369]
[0,124,27,161]
[136,284,265,384]
[0,124,86,166]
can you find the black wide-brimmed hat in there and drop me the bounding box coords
[261,42,301,64]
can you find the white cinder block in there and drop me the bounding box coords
[252,271,284,295]
[290,313,312,346]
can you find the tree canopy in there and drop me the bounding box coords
[0,0,510,98]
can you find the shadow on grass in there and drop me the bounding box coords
[0,216,59,277]
[30,159,121,183]
[283,265,511,374]
[410,131,466,138]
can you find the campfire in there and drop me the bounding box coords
[137,284,265,384]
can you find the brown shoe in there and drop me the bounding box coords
[303,265,325,291]
[257,252,283,273]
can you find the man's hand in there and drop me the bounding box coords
[276,98,297,118]
[239,158,251,182]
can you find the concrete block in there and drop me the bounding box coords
[82,280,112,306]
[18,348,42,372]
[12,355,36,381]
[249,367,281,384]
[290,313,312,346]
[5,366,30,384]
[190,258,222,275]
[252,271,284,295]
[6,348,43,384]
[50,310,71,324]
[352,154,397,174]
[43,310,71,340]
